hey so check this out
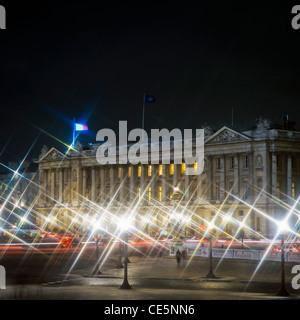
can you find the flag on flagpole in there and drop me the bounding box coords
[144,95,156,103]
[72,118,88,148]
[74,123,88,131]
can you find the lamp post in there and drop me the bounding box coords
[91,217,104,275]
[117,216,133,289]
[206,221,216,279]
[92,234,102,275]
[206,236,216,279]
[276,220,290,297]
[240,230,245,249]
[120,231,131,289]
[115,238,124,268]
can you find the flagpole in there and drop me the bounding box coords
[72,117,76,148]
[142,93,145,141]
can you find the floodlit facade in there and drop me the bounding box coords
[36,117,300,238]
[0,162,39,225]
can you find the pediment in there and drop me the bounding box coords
[38,147,66,162]
[205,126,251,145]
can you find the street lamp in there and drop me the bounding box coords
[92,218,103,275]
[118,217,133,290]
[239,221,245,249]
[276,219,290,297]
[206,221,216,279]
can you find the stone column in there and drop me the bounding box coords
[119,166,125,202]
[220,155,225,200]
[59,169,64,202]
[130,165,135,202]
[151,165,157,201]
[110,166,115,200]
[271,153,277,197]
[71,165,81,207]
[51,169,55,201]
[248,152,253,200]
[39,168,46,206]
[206,156,212,200]
[82,167,87,198]
[197,172,203,201]
[185,173,190,202]
[234,154,239,196]
[173,164,178,187]
[100,166,105,202]
[161,165,166,202]
[140,165,145,193]
[91,166,96,202]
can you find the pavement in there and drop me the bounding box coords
[0,254,300,300]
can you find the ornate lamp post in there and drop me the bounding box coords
[276,219,290,297]
[120,231,131,289]
[91,217,104,275]
[92,234,102,275]
[206,221,216,279]
[118,217,133,290]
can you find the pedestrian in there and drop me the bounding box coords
[181,248,188,267]
[176,249,181,266]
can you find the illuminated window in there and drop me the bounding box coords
[158,186,162,201]
[169,164,174,175]
[159,164,163,176]
[118,167,121,178]
[128,167,131,178]
[137,187,141,199]
[193,162,198,174]
[292,182,295,199]
[148,165,152,177]
[148,187,152,202]
[138,166,141,177]
[181,163,186,174]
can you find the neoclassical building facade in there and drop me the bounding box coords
[36,118,300,238]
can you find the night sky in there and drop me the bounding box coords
[0,1,300,165]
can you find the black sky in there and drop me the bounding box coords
[0,0,300,164]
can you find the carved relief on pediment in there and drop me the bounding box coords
[42,149,64,161]
[206,128,249,144]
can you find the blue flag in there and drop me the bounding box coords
[144,95,156,103]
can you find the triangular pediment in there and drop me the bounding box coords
[205,126,251,145]
[38,147,66,162]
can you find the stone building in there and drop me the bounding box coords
[36,117,300,238]
[0,161,39,224]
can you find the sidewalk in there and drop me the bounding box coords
[1,255,299,300]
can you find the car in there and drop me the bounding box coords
[8,224,40,238]
[59,236,81,248]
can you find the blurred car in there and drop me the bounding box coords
[59,236,81,248]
